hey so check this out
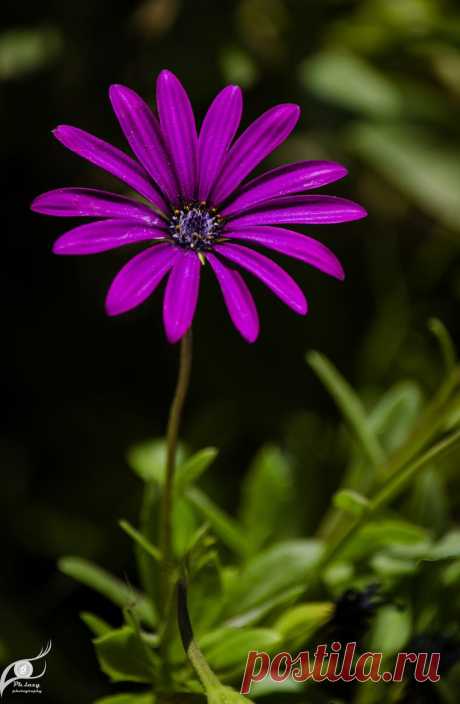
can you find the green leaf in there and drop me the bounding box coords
[307,351,384,468]
[371,553,418,577]
[239,445,295,553]
[368,382,423,456]
[127,438,185,484]
[93,626,154,684]
[0,27,62,80]
[348,123,460,231]
[59,557,156,626]
[176,447,219,493]
[274,602,333,649]
[300,50,402,117]
[186,487,248,557]
[407,468,448,533]
[429,318,456,373]
[80,611,112,637]
[333,489,370,517]
[339,519,430,562]
[224,540,323,617]
[369,605,411,656]
[173,496,199,557]
[119,520,161,562]
[200,627,281,671]
[94,693,153,704]
[427,530,460,561]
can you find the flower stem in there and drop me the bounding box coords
[160,329,193,618]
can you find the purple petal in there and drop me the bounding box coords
[222,161,348,216]
[156,70,198,201]
[226,225,344,280]
[52,125,166,211]
[109,84,179,203]
[198,85,243,202]
[210,104,300,206]
[52,219,167,255]
[31,188,163,224]
[206,253,259,342]
[163,250,201,343]
[105,243,178,316]
[214,242,307,315]
[228,195,368,227]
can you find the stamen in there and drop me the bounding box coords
[168,202,224,252]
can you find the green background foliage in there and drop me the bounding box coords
[2,0,460,701]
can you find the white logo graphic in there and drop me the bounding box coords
[0,641,51,697]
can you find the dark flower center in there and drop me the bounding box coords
[168,202,224,251]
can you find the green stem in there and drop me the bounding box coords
[160,329,193,617]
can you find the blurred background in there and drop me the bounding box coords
[2,0,460,700]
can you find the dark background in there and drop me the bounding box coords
[2,0,460,700]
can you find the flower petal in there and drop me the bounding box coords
[198,85,243,202]
[214,242,307,315]
[31,188,163,224]
[52,125,166,211]
[222,161,348,216]
[52,219,167,255]
[109,84,179,203]
[226,225,344,280]
[105,243,178,316]
[228,195,367,227]
[156,70,198,201]
[210,103,300,206]
[163,250,201,343]
[206,253,259,342]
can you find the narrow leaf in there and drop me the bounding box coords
[307,351,384,468]
[59,557,156,626]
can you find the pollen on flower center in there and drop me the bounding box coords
[168,202,224,251]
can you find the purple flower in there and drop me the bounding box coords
[32,70,366,343]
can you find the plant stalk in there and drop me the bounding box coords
[160,329,193,617]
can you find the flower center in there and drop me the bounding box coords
[168,202,224,251]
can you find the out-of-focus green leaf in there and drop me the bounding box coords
[429,318,456,373]
[186,487,248,557]
[94,693,153,704]
[368,382,423,456]
[349,123,460,231]
[323,562,354,590]
[0,27,62,80]
[407,468,448,533]
[93,626,154,683]
[333,489,370,516]
[371,552,418,576]
[127,438,185,484]
[339,519,430,561]
[239,445,295,553]
[224,540,323,617]
[80,611,112,637]
[59,557,156,626]
[220,47,259,88]
[307,351,384,468]
[300,50,402,117]
[426,530,460,560]
[443,559,460,586]
[369,605,411,656]
[274,602,333,649]
[200,627,281,670]
[176,447,219,493]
